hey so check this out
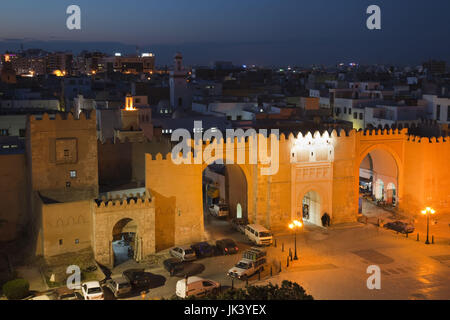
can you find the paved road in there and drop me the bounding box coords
[33,206,449,301]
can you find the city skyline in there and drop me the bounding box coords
[1,0,449,66]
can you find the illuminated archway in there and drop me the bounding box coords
[358,145,400,213]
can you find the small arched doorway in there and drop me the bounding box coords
[386,183,396,206]
[302,191,321,226]
[112,218,137,267]
[375,179,385,201]
[236,203,242,219]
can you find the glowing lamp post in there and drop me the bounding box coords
[288,220,303,260]
[421,207,435,245]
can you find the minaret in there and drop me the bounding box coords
[170,52,191,111]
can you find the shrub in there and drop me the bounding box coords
[171,280,314,300]
[2,279,30,300]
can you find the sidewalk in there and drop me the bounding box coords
[15,265,48,292]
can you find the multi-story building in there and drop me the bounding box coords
[423,94,450,135]
[105,54,155,74]
[45,52,74,75]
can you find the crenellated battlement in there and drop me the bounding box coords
[95,191,153,210]
[98,136,154,145]
[407,135,450,144]
[358,127,409,136]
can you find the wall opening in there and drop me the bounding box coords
[112,218,137,267]
[302,190,321,226]
[236,203,242,219]
[359,148,399,216]
[202,162,247,237]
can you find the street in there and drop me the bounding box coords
[102,208,450,300]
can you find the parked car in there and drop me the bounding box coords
[170,246,197,261]
[29,295,52,300]
[163,258,185,276]
[245,224,273,246]
[122,269,153,289]
[231,218,248,233]
[56,287,82,300]
[191,242,215,258]
[175,276,220,298]
[81,281,104,300]
[228,247,267,280]
[105,276,132,298]
[216,239,239,255]
[383,221,415,234]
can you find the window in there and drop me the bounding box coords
[70,170,77,178]
[59,239,63,245]
[237,115,242,121]
[447,106,450,122]
[359,113,363,120]
[0,129,9,136]
[436,105,440,120]
[336,108,341,115]
[75,239,79,244]
[353,112,357,119]
[344,107,347,114]
[66,181,71,188]
[348,108,352,115]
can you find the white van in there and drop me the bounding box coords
[245,224,273,246]
[175,276,220,298]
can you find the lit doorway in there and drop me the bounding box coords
[302,191,321,226]
[236,203,242,219]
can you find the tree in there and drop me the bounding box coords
[2,279,30,300]
[171,280,313,300]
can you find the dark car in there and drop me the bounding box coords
[383,221,415,234]
[191,242,215,258]
[216,238,239,255]
[163,258,185,276]
[122,269,153,289]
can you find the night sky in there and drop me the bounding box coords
[1,0,449,66]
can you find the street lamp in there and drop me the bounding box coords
[289,220,303,260]
[421,207,436,245]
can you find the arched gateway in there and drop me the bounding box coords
[93,193,155,267]
[145,128,450,251]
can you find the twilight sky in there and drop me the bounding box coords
[1,0,449,66]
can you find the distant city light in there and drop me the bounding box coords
[53,70,64,77]
[141,53,154,57]
[242,64,247,68]
[115,53,122,57]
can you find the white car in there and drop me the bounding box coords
[81,281,104,300]
[170,246,197,261]
[176,276,220,298]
